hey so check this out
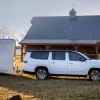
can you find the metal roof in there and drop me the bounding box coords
[20,39,99,45]
[20,16,100,44]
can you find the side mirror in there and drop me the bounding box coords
[80,57,86,61]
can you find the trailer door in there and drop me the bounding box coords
[0,40,15,72]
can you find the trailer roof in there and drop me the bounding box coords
[0,39,16,43]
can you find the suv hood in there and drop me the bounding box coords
[87,59,100,67]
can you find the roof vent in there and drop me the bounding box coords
[69,8,77,19]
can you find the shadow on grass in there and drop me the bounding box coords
[0,73,100,100]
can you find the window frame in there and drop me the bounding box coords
[69,52,86,61]
[30,51,49,60]
[52,52,66,60]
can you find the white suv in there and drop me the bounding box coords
[23,50,100,81]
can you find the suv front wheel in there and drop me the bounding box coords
[89,69,100,81]
[35,68,48,80]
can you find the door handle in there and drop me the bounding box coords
[51,62,55,64]
[69,62,74,64]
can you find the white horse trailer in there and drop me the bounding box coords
[0,39,16,73]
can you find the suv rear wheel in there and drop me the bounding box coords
[89,69,100,81]
[35,68,48,80]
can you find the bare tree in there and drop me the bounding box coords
[0,26,15,39]
[0,26,26,45]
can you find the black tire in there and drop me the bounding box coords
[35,68,48,80]
[89,69,100,81]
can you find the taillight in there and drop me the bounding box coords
[24,60,28,63]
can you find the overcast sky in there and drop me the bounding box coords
[0,0,100,34]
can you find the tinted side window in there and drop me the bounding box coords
[52,52,65,60]
[31,52,49,59]
[69,52,85,61]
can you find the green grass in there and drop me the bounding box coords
[0,74,100,100]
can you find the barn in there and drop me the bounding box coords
[20,9,100,61]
